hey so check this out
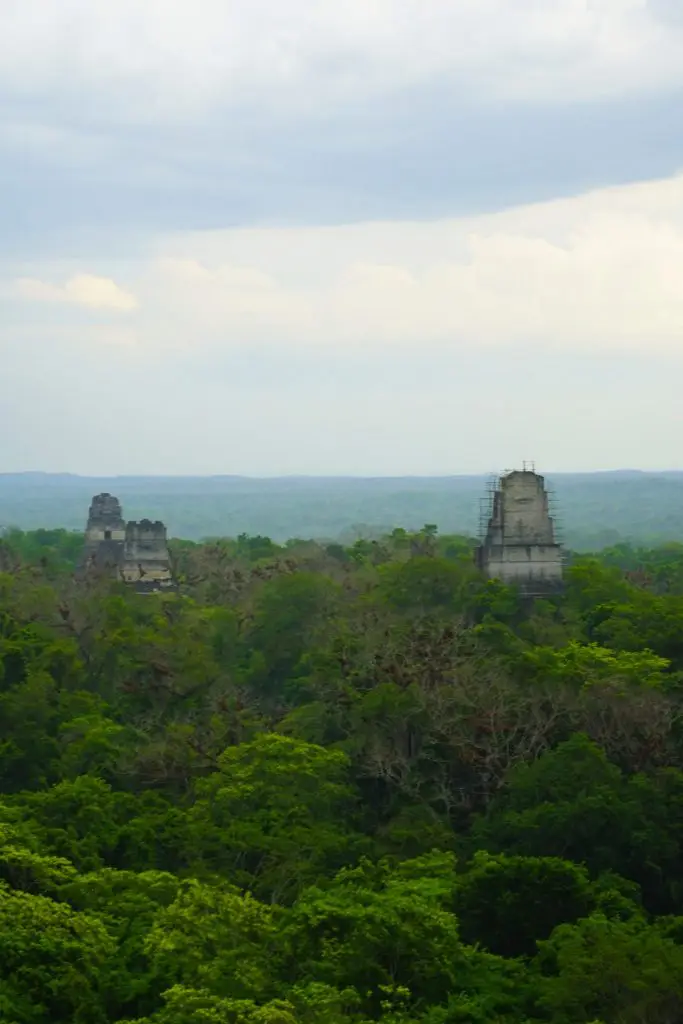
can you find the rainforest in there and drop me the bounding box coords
[2,526,683,1023]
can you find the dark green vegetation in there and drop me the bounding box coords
[5,469,683,547]
[5,526,683,1022]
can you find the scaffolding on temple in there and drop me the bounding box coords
[475,465,564,597]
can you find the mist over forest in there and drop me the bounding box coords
[2,470,682,549]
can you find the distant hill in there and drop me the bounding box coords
[1,471,683,550]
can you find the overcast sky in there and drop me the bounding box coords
[2,0,683,475]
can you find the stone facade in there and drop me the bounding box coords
[81,493,175,593]
[475,470,563,595]
[120,518,175,592]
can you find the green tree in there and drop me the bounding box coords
[143,879,280,1003]
[455,852,593,957]
[473,734,683,914]
[245,573,340,701]
[64,867,181,1020]
[283,852,520,1020]
[377,557,471,615]
[0,884,113,1023]
[534,913,683,1024]
[519,640,671,691]
[188,734,360,901]
[12,775,131,872]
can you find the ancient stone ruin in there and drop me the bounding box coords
[81,493,175,593]
[475,468,563,596]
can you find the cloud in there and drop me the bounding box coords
[7,172,683,358]
[3,4,683,478]
[4,173,683,475]
[0,0,682,126]
[136,172,683,353]
[1,3,682,253]
[153,260,313,337]
[12,274,138,311]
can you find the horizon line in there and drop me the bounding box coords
[0,468,678,481]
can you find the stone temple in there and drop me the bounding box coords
[80,493,175,593]
[475,469,563,596]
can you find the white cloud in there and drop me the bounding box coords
[8,173,683,356]
[12,273,138,311]
[139,172,683,353]
[0,1,681,122]
[5,173,683,475]
[153,260,314,338]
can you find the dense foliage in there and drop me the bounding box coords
[3,525,683,1021]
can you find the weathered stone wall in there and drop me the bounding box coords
[82,493,126,570]
[477,470,563,595]
[493,471,556,545]
[84,493,126,544]
[81,496,175,591]
[121,519,175,591]
[483,544,563,588]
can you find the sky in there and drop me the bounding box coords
[2,0,683,476]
